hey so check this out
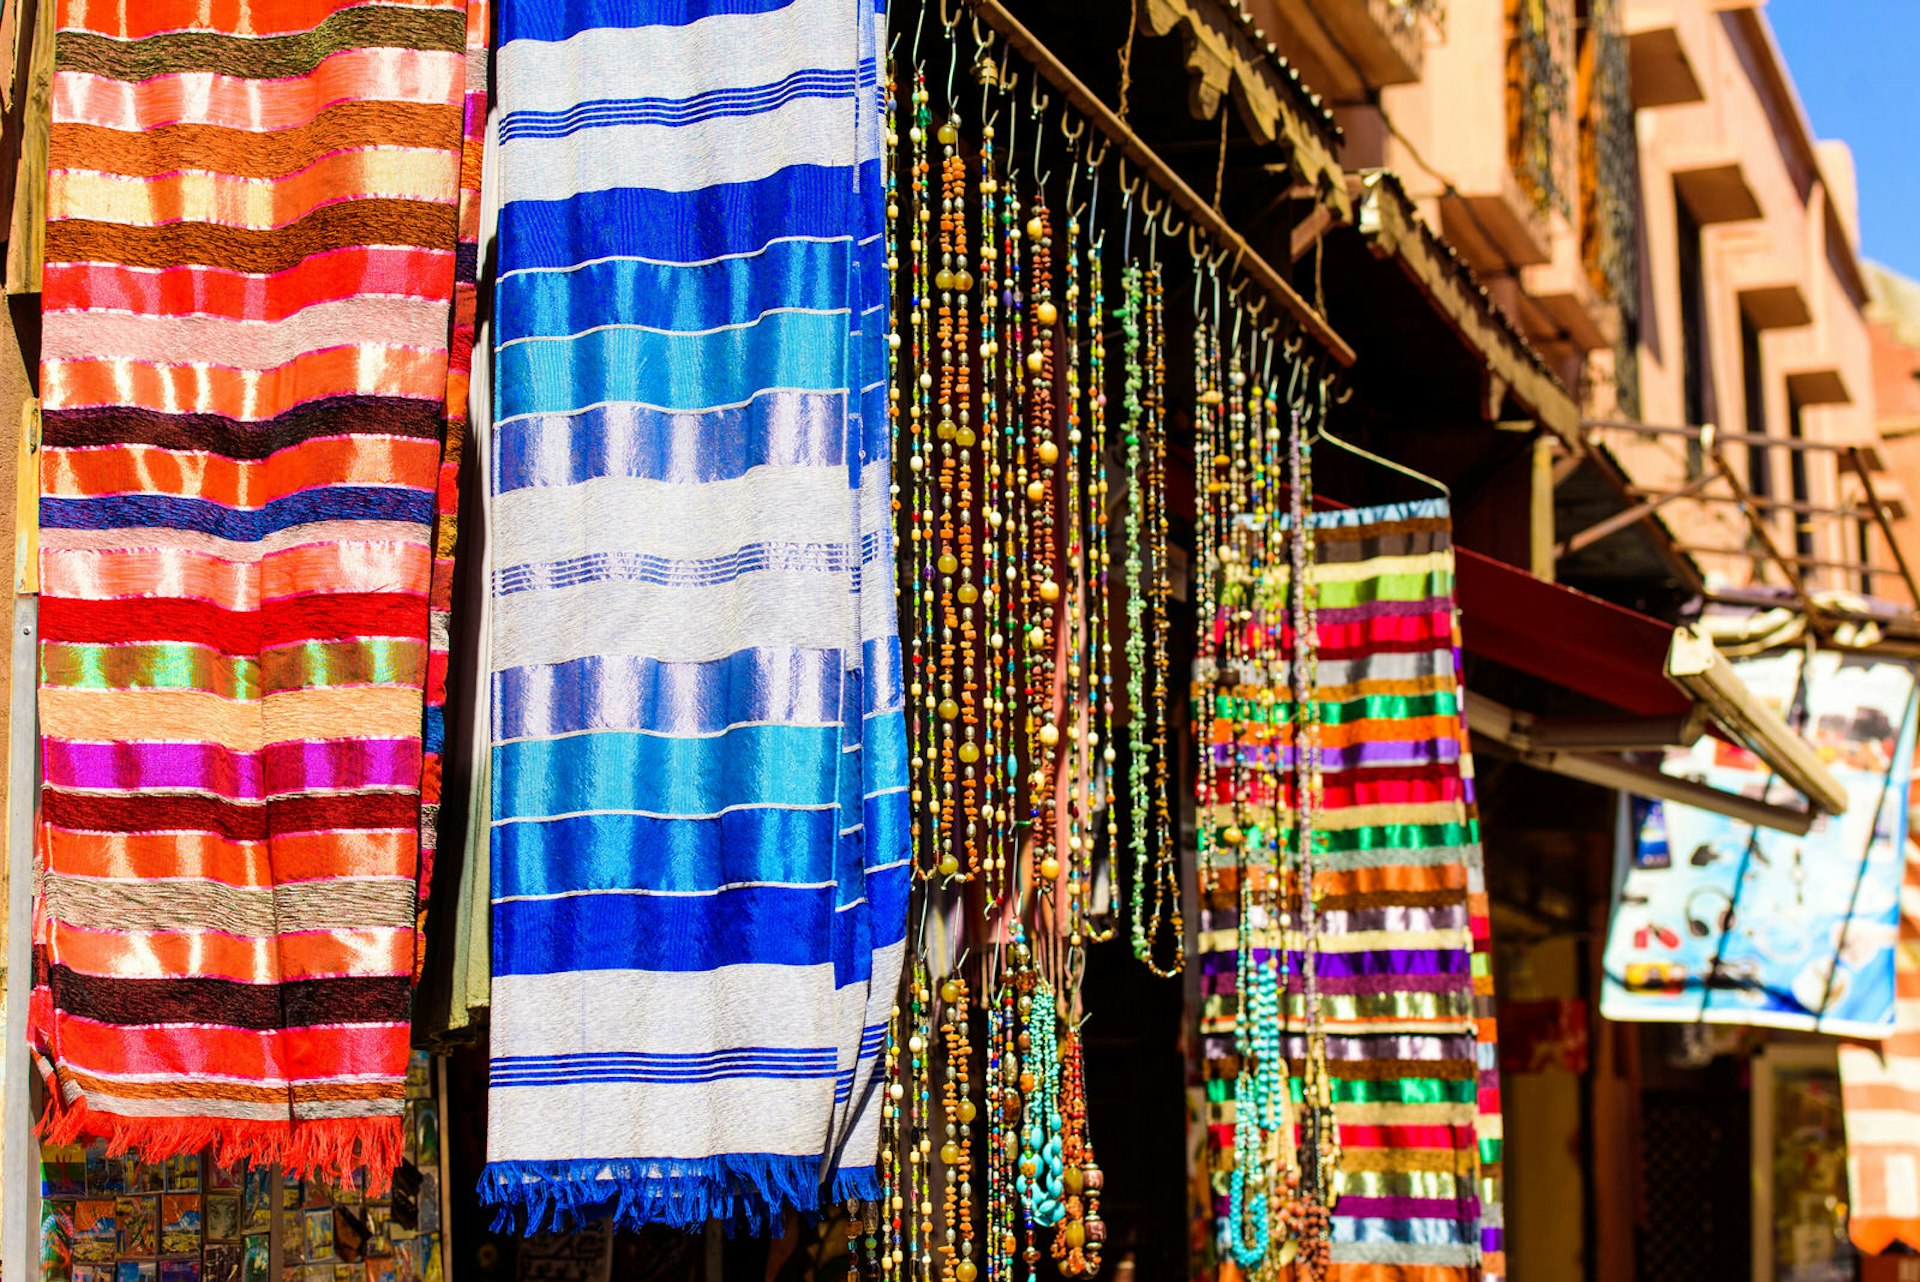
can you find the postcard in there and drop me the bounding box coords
[204,1244,241,1282]
[167,1155,201,1194]
[73,1200,118,1264]
[117,1262,156,1282]
[160,1193,202,1255]
[304,1208,336,1261]
[85,1147,126,1197]
[116,1195,157,1257]
[160,1260,200,1282]
[242,1236,270,1282]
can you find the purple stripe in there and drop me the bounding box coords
[1316,597,1450,626]
[41,738,422,797]
[1274,739,1464,769]
[1335,1196,1476,1220]
[1197,948,1469,979]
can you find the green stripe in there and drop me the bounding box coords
[1266,569,1455,608]
[40,639,424,698]
[1295,1077,1479,1106]
[1320,821,1476,855]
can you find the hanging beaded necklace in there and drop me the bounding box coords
[1084,229,1116,949]
[976,82,1006,895]
[1282,376,1338,1278]
[939,974,976,1282]
[933,106,977,882]
[905,66,939,881]
[1025,196,1062,896]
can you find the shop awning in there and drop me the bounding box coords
[1455,549,1847,831]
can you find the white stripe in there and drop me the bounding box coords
[493,801,839,826]
[489,571,856,670]
[494,385,848,429]
[496,307,852,350]
[498,0,856,112]
[491,465,862,570]
[500,95,857,202]
[498,235,854,281]
[496,879,839,904]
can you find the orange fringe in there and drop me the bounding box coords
[39,1092,406,1194]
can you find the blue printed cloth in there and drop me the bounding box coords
[481,0,909,1231]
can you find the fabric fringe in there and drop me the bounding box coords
[40,1093,406,1192]
[828,1163,878,1206]
[478,1154,853,1235]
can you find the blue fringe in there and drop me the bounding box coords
[478,1153,857,1235]
[829,1164,878,1205]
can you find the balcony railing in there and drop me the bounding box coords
[1580,0,1641,414]
[1385,0,1445,39]
[1508,0,1574,219]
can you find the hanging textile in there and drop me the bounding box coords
[481,0,909,1231]
[31,0,481,1181]
[1198,497,1504,1281]
[414,0,492,978]
[1840,843,1920,1255]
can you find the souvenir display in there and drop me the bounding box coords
[41,1052,450,1282]
[1,0,1535,1272]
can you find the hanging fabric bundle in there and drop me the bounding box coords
[481,0,910,1230]
[31,0,483,1182]
[1288,494,1506,1281]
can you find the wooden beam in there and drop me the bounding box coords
[964,0,1357,366]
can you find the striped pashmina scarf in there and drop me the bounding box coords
[31,0,480,1183]
[481,0,909,1231]
[1198,498,1504,1281]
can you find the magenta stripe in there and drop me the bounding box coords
[42,737,422,796]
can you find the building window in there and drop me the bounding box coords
[1509,0,1573,218]
[1579,0,1641,416]
[1788,395,1813,562]
[1741,314,1769,499]
[1677,196,1710,479]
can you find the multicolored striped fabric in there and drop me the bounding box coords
[1840,843,1920,1254]
[1196,498,1504,1281]
[31,0,479,1183]
[415,0,491,976]
[480,0,909,1231]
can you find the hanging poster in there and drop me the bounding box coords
[1601,649,1917,1035]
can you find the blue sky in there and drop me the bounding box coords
[1768,1,1920,281]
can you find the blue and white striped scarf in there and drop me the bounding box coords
[480,0,909,1231]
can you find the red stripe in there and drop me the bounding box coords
[49,1012,409,1082]
[42,249,456,323]
[43,594,429,652]
[44,788,417,841]
[1338,1124,1477,1149]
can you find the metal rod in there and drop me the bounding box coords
[1558,469,1717,558]
[1563,439,1707,592]
[1847,445,1920,606]
[1584,417,1872,455]
[1707,442,1814,615]
[1674,546,1903,577]
[961,0,1357,366]
[1624,487,1882,520]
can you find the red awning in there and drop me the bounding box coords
[1453,547,1695,718]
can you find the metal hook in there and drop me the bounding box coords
[1087,151,1102,245]
[946,23,963,110]
[1062,114,1085,145]
[940,0,962,30]
[1185,222,1205,265]
[1087,137,1110,170]
[1030,77,1050,116]
[911,0,929,66]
